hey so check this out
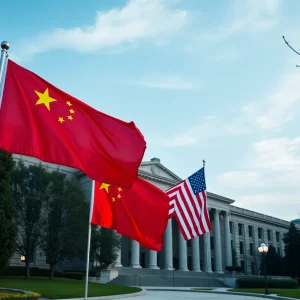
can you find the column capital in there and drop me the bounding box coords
[225,211,231,217]
[214,208,222,215]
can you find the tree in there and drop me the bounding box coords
[283,222,300,278]
[38,172,89,279]
[12,161,51,278]
[259,245,284,276]
[94,228,121,269]
[282,36,300,67]
[0,150,16,271]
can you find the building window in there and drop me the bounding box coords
[240,241,244,254]
[276,232,280,242]
[258,228,263,239]
[241,260,245,273]
[238,223,243,236]
[210,237,214,250]
[248,226,253,238]
[249,243,254,256]
[28,241,36,264]
[267,230,271,241]
[230,221,233,234]
[251,262,255,275]
[187,240,191,247]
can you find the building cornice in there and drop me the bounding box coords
[230,205,290,228]
[207,192,235,204]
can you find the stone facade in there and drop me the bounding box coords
[9,156,292,274]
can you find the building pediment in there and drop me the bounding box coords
[138,157,181,186]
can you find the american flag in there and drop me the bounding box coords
[166,167,211,240]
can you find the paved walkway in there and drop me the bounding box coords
[118,290,272,300]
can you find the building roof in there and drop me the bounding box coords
[292,218,300,223]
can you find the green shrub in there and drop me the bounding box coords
[225,266,243,272]
[0,266,95,279]
[63,272,84,280]
[237,276,298,289]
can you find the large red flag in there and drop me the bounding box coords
[0,60,146,188]
[91,177,169,251]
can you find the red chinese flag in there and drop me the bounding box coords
[0,60,146,188]
[91,177,170,251]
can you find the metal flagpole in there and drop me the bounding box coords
[0,41,9,108]
[84,180,95,300]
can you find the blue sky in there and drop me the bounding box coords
[1,0,300,221]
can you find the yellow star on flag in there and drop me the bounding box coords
[117,194,121,199]
[66,101,72,106]
[112,197,116,202]
[67,115,73,120]
[118,187,122,192]
[69,109,75,114]
[58,117,64,123]
[35,88,57,111]
[100,183,110,193]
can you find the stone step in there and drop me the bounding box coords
[116,267,224,278]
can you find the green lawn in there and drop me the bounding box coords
[0,277,141,299]
[229,288,300,299]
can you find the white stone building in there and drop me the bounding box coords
[9,155,293,275]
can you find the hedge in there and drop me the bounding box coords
[0,266,95,278]
[236,276,298,289]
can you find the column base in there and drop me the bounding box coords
[115,263,122,267]
[214,270,224,274]
[179,267,189,271]
[130,264,142,268]
[148,265,160,269]
[192,268,202,272]
[164,266,174,270]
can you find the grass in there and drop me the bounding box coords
[229,288,300,299]
[0,277,141,299]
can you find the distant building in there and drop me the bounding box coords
[9,155,292,275]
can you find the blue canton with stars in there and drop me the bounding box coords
[187,167,206,195]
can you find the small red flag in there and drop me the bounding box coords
[91,177,170,251]
[0,60,146,188]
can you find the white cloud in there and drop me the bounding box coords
[161,118,217,147]
[242,72,300,129]
[133,76,196,90]
[216,171,265,188]
[18,0,188,56]
[251,137,300,171]
[202,0,281,42]
[216,136,300,192]
[161,115,250,148]
[232,193,300,221]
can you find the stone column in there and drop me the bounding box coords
[191,237,201,272]
[130,240,141,268]
[203,231,212,272]
[148,250,159,269]
[115,248,122,267]
[279,232,285,256]
[233,222,241,266]
[224,211,232,267]
[164,219,173,269]
[178,230,188,271]
[213,209,223,273]
[114,231,122,267]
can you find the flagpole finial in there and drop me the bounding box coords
[203,159,205,168]
[1,41,9,50]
